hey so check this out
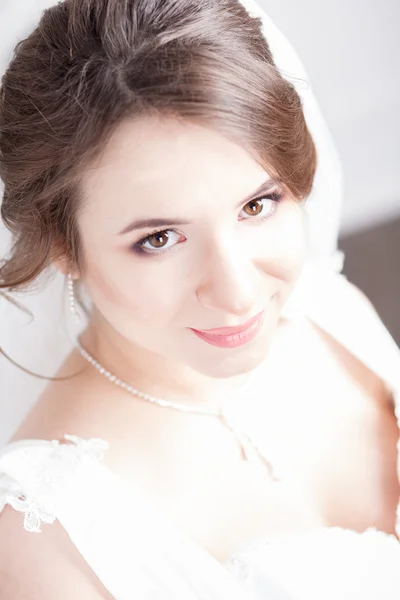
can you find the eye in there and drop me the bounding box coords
[239,191,283,221]
[133,229,185,255]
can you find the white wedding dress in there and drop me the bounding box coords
[0,256,400,600]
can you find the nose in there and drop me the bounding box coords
[196,244,260,318]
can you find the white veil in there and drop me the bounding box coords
[0,0,344,445]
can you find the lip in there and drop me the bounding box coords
[190,310,265,349]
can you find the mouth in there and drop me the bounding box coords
[189,310,265,349]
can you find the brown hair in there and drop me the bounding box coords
[0,0,316,375]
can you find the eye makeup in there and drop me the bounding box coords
[130,188,284,257]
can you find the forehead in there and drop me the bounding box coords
[78,116,268,231]
[83,116,264,192]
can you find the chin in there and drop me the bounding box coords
[189,335,273,380]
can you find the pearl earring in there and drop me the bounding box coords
[67,272,81,324]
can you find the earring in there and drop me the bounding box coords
[67,272,81,324]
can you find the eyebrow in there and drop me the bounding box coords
[118,177,280,235]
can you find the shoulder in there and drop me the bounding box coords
[0,505,114,599]
[291,272,396,408]
[338,278,383,320]
[294,265,400,406]
[341,279,377,308]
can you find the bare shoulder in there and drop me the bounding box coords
[0,505,114,599]
[304,279,394,410]
[0,348,119,598]
[344,279,382,315]
[9,344,112,445]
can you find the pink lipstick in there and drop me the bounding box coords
[190,310,265,348]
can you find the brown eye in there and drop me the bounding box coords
[147,231,170,248]
[242,199,264,217]
[240,196,278,220]
[134,229,183,255]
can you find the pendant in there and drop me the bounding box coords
[217,410,279,481]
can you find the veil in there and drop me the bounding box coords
[0,0,344,445]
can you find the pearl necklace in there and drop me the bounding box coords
[73,336,278,480]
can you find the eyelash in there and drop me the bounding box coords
[131,190,284,257]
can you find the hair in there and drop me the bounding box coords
[0,0,317,377]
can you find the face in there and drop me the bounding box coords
[76,116,306,379]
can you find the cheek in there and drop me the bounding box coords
[84,254,183,324]
[283,217,307,280]
[259,201,306,283]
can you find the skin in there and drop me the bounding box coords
[10,116,399,568]
[57,115,306,409]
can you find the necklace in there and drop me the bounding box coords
[73,336,278,480]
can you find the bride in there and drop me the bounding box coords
[0,1,399,599]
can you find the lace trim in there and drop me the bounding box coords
[0,434,109,533]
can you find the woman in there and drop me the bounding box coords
[0,1,399,599]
